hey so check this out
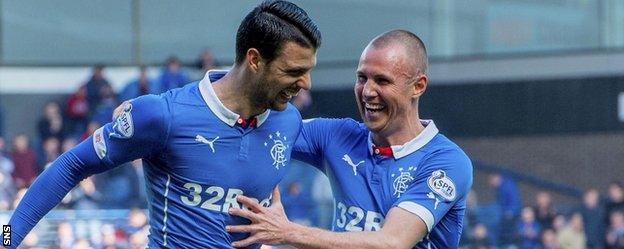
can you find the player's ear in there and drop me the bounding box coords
[246,48,264,73]
[412,74,427,99]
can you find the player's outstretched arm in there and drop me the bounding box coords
[8,137,109,247]
[227,188,427,249]
[9,95,169,247]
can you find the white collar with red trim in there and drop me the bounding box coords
[198,70,270,127]
[367,120,439,159]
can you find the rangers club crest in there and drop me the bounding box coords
[391,166,417,198]
[264,131,289,169]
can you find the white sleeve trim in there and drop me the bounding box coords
[397,201,434,232]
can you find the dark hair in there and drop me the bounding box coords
[235,0,321,64]
[166,56,180,65]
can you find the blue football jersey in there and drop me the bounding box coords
[94,70,301,248]
[293,118,473,248]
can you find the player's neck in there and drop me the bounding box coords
[372,112,424,147]
[212,68,264,119]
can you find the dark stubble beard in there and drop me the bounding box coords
[248,75,273,113]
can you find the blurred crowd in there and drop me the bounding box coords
[0,50,219,248]
[14,209,150,249]
[461,173,624,249]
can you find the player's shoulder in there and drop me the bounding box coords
[160,81,204,106]
[116,93,171,130]
[302,117,367,135]
[421,134,472,172]
[115,94,166,120]
[103,95,168,144]
[302,117,362,128]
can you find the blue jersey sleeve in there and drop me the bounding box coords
[392,148,473,232]
[292,118,346,171]
[8,95,169,247]
[292,119,325,169]
[93,94,170,166]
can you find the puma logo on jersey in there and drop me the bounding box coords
[195,135,219,153]
[342,154,364,176]
[427,192,441,210]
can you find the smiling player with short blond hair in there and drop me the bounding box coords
[228,30,472,249]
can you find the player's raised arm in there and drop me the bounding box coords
[8,95,170,247]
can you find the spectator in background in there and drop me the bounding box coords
[159,56,190,92]
[12,188,28,209]
[21,233,39,249]
[518,206,541,249]
[534,191,557,231]
[311,172,333,229]
[461,191,480,247]
[0,105,4,137]
[85,65,112,112]
[95,162,142,209]
[552,214,567,233]
[489,172,521,246]
[129,159,148,208]
[469,223,491,249]
[557,212,586,249]
[41,137,61,169]
[581,188,606,249]
[81,121,100,141]
[606,211,624,249]
[37,101,66,141]
[61,137,78,153]
[72,238,92,249]
[65,85,90,134]
[120,66,158,102]
[282,182,312,226]
[195,49,217,74]
[99,223,127,249]
[541,229,560,249]
[65,176,101,209]
[54,222,75,249]
[122,209,148,236]
[11,134,38,188]
[128,228,149,249]
[0,137,15,210]
[91,84,118,126]
[606,182,624,222]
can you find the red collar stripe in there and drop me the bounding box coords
[372,145,394,157]
[236,117,257,128]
